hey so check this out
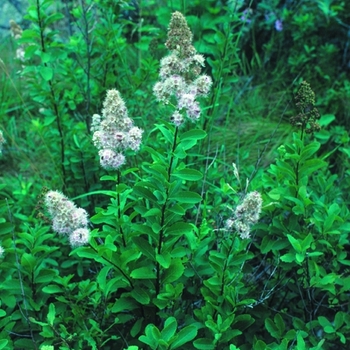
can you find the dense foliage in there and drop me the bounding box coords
[1,0,350,349]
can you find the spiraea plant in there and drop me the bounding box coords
[2,2,350,350]
[26,10,264,350]
[254,81,350,349]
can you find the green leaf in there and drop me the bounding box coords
[21,253,36,272]
[165,222,193,236]
[0,340,8,349]
[253,340,268,350]
[139,324,160,349]
[274,313,285,335]
[112,297,138,313]
[296,252,305,264]
[300,142,320,162]
[320,274,337,285]
[28,317,48,327]
[318,316,332,329]
[72,246,99,259]
[298,159,327,177]
[334,312,344,330]
[193,338,215,350]
[44,12,64,26]
[181,129,207,141]
[280,253,295,263]
[43,284,63,294]
[297,333,306,350]
[132,236,155,260]
[273,161,296,181]
[131,318,144,338]
[130,266,156,279]
[172,168,203,181]
[170,191,202,204]
[323,325,334,333]
[47,303,55,326]
[156,124,175,144]
[131,287,150,305]
[161,317,177,342]
[265,318,280,339]
[301,233,313,250]
[143,208,162,217]
[162,259,184,284]
[39,66,53,81]
[170,325,197,349]
[156,252,171,268]
[287,234,302,253]
[35,268,57,284]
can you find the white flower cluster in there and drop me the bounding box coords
[10,20,25,62]
[0,130,5,154]
[153,14,212,126]
[226,191,262,239]
[91,89,143,170]
[44,191,90,247]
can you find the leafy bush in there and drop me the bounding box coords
[0,1,350,349]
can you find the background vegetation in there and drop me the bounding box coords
[1,0,350,349]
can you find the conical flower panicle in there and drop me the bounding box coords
[44,191,90,247]
[291,81,321,134]
[226,191,262,239]
[153,12,212,127]
[165,11,195,59]
[91,89,143,170]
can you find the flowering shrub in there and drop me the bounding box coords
[0,1,350,350]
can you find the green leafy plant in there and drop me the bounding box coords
[1,1,350,350]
